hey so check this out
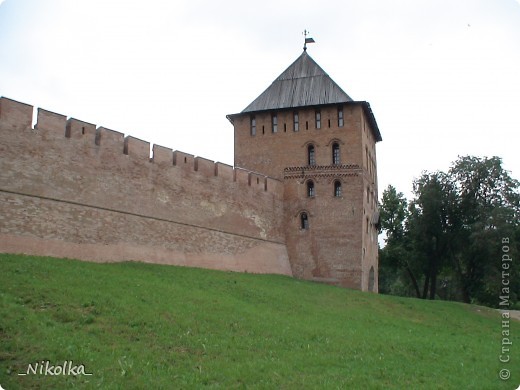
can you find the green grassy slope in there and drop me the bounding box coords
[0,253,518,389]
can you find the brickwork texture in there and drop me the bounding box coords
[0,97,291,275]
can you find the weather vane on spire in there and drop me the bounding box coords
[303,29,315,51]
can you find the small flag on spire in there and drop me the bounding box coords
[303,29,315,51]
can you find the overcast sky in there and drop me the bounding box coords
[1,0,519,199]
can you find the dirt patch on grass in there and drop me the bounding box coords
[508,310,520,322]
[472,306,520,322]
[498,309,520,322]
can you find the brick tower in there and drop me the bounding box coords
[228,49,382,291]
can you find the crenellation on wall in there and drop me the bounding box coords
[66,118,96,141]
[249,172,267,191]
[234,167,250,185]
[95,127,124,152]
[173,150,195,169]
[124,136,150,160]
[194,156,216,177]
[0,97,280,197]
[0,97,33,130]
[215,162,234,181]
[152,144,173,165]
[35,108,67,138]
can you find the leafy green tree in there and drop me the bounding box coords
[379,156,519,307]
[380,185,407,243]
[448,156,520,305]
[407,172,457,300]
[379,185,421,297]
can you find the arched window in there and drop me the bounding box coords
[332,143,340,165]
[307,180,315,197]
[334,180,342,197]
[308,145,316,166]
[300,212,309,230]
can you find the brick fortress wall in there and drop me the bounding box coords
[0,97,292,275]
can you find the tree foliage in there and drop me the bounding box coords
[379,156,519,307]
